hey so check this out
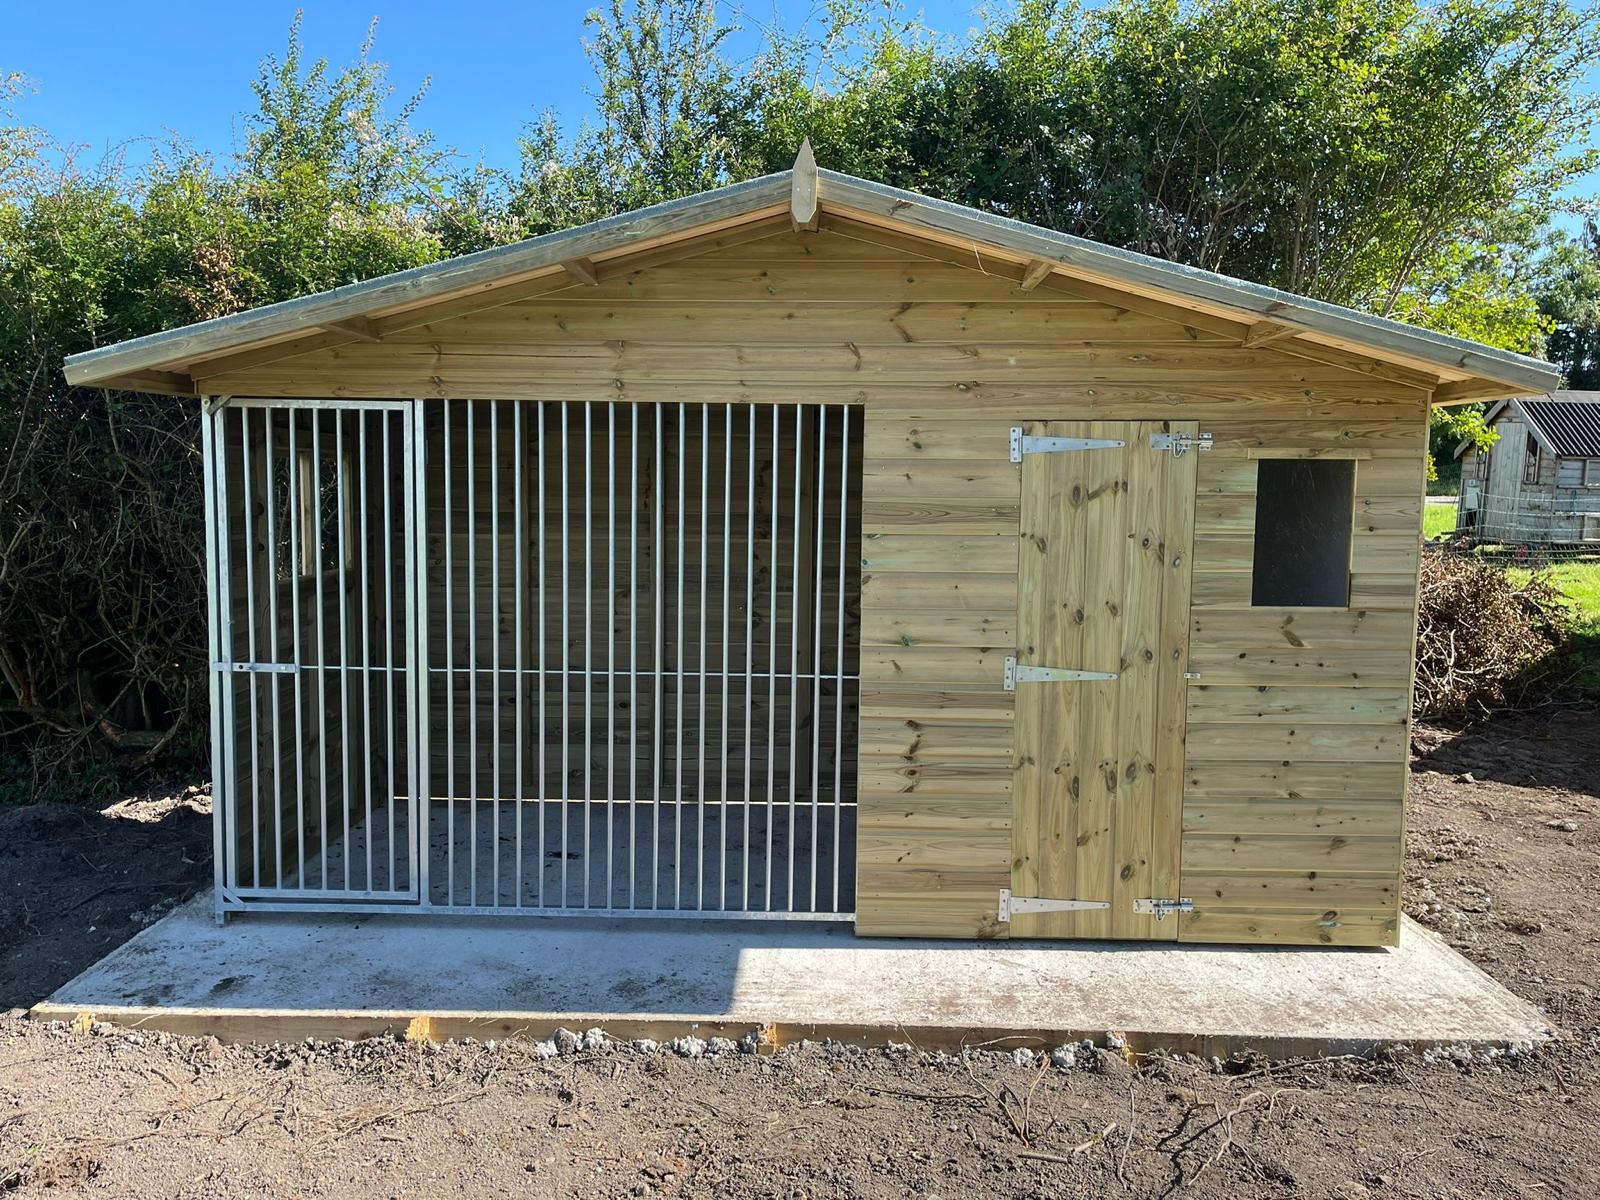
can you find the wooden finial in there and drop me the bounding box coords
[791,139,819,232]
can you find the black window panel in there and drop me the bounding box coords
[1251,459,1355,608]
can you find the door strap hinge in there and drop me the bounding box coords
[1010,427,1126,463]
[998,889,1112,922]
[1133,898,1195,921]
[1150,431,1213,457]
[1003,656,1118,690]
[212,661,299,674]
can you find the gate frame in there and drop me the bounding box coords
[206,396,423,918]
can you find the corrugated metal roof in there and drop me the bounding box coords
[1517,393,1600,457]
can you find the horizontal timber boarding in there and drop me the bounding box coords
[1182,417,1425,947]
[198,224,1430,946]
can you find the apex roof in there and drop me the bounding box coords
[63,145,1561,401]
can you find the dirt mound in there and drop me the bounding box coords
[0,788,212,1009]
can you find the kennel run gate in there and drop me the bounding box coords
[203,396,862,920]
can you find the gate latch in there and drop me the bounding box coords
[212,661,299,674]
[999,889,1112,922]
[1010,427,1125,463]
[1150,431,1213,457]
[1132,898,1195,921]
[1003,656,1118,691]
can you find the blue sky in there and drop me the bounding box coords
[7,2,983,171]
[7,0,1595,226]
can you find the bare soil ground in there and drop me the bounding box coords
[1,709,1597,1199]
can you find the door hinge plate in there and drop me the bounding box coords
[1133,898,1195,920]
[1150,431,1213,457]
[999,889,1112,922]
[1010,427,1126,463]
[213,661,299,675]
[1004,656,1118,690]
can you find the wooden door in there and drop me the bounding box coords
[1010,420,1196,939]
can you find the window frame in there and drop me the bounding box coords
[1584,457,1600,487]
[1523,433,1541,484]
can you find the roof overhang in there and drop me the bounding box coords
[64,146,1562,402]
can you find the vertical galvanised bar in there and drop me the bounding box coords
[514,402,525,905]
[406,402,424,902]
[744,404,755,911]
[490,400,502,906]
[788,406,805,910]
[583,400,594,908]
[358,413,374,890]
[720,403,732,910]
[811,406,828,910]
[629,404,640,909]
[335,412,353,889]
[536,401,548,907]
[652,403,664,909]
[607,401,617,909]
[286,411,305,887]
[311,410,329,889]
[240,407,261,887]
[263,409,283,888]
[201,405,229,910]
[834,404,851,911]
[697,403,708,909]
[560,403,571,905]
[466,400,478,906]
[382,414,396,891]
[675,403,686,910]
[766,404,779,910]
[442,399,455,904]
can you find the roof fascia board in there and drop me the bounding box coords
[818,171,1560,395]
[64,172,792,388]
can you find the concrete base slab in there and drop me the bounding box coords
[32,895,1553,1057]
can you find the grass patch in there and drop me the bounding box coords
[1508,559,1600,691]
[1423,501,1458,540]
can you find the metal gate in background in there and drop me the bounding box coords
[205,397,861,920]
